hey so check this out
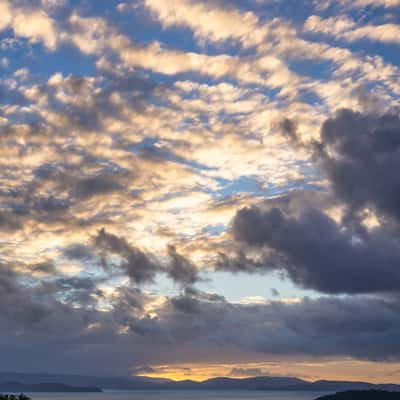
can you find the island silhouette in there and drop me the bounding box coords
[315,390,400,400]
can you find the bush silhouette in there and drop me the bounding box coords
[0,394,31,400]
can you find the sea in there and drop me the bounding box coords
[25,391,331,400]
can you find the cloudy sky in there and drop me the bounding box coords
[0,0,400,383]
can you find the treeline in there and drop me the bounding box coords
[0,394,31,400]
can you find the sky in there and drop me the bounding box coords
[0,0,400,384]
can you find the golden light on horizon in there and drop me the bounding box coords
[134,360,400,384]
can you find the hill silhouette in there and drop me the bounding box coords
[315,390,400,400]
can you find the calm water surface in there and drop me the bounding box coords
[27,391,331,400]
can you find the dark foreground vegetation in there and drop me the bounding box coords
[0,395,31,400]
[315,390,400,400]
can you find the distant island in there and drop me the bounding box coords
[0,382,101,393]
[315,390,400,400]
[0,372,399,393]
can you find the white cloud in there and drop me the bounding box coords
[0,0,58,50]
[314,0,400,9]
[143,0,271,48]
[305,15,400,44]
[343,0,400,8]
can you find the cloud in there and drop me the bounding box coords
[55,277,96,291]
[40,0,67,12]
[339,0,400,9]
[305,15,400,45]
[318,109,400,222]
[232,204,400,294]
[142,0,272,48]
[60,4,303,96]
[314,0,400,10]
[1,255,400,374]
[0,211,22,231]
[93,229,202,286]
[93,228,161,284]
[166,245,200,286]
[0,1,12,31]
[0,1,58,50]
[230,367,264,376]
[228,108,400,294]
[131,365,157,375]
[0,265,50,327]
[73,176,125,200]
[161,294,400,362]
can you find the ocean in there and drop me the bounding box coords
[26,391,331,400]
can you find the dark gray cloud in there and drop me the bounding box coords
[166,245,200,286]
[278,117,300,143]
[63,244,94,260]
[228,108,400,294]
[92,229,202,286]
[271,288,280,297]
[33,160,132,203]
[171,296,203,314]
[232,205,400,293]
[2,253,400,374]
[317,109,400,222]
[73,175,124,200]
[115,287,145,312]
[166,294,400,362]
[0,211,22,231]
[184,287,226,302]
[93,228,160,284]
[0,265,50,327]
[31,261,56,274]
